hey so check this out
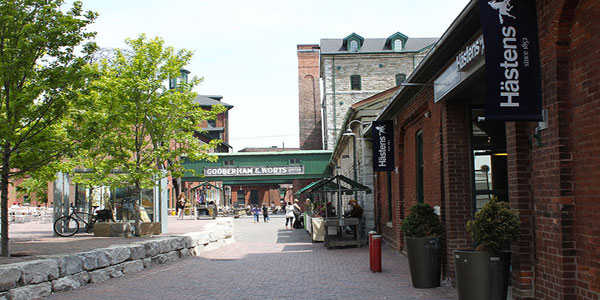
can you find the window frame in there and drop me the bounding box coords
[350,75,362,91]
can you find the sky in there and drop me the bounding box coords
[74,0,471,151]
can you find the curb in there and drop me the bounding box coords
[0,218,234,300]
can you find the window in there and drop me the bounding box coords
[349,40,359,52]
[394,39,403,51]
[207,119,216,128]
[224,160,234,166]
[289,158,301,164]
[350,75,361,90]
[395,74,407,86]
[416,131,424,203]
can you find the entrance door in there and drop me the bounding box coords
[471,106,508,212]
[236,190,245,207]
[250,190,259,206]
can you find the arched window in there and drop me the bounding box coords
[350,75,361,90]
[395,73,407,86]
[416,130,424,203]
[349,40,359,52]
[394,39,403,51]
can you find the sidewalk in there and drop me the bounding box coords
[0,216,210,265]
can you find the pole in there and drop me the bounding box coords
[371,235,382,272]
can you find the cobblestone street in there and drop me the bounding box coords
[43,215,457,300]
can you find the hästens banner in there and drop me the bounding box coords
[479,0,543,121]
[372,120,394,172]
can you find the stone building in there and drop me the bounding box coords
[318,32,437,150]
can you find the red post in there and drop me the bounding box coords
[371,234,382,272]
[368,231,376,270]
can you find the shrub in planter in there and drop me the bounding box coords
[401,203,443,288]
[401,203,443,238]
[466,198,520,251]
[455,197,520,300]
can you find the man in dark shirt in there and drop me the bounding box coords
[347,199,363,219]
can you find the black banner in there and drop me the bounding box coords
[372,120,394,171]
[479,0,542,121]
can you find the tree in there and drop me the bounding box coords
[0,0,97,257]
[75,35,225,236]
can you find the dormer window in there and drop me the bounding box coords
[343,33,364,53]
[349,40,359,52]
[394,39,403,51]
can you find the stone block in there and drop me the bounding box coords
[142,258,151,268]
[88,268,111,284]
[139,222,160,236]
[93,222,132,237]
[51,271,88,293]
[77,250,111,271]
[120,260,143,274]
[190,245,205,256]
[129,244,146,260]
[151,251,179,265]
[178,248,190,258]
[0,292,8,300]
[9,282,51,300]
[49,254,84,277]
[142,241,159,257]
[16,259,59,285]
[102,246,131,265]
[0,265,22,291]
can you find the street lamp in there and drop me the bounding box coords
[343,120,371,200]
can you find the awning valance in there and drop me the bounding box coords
[295,175,372,196]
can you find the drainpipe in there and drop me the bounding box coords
[332,56,337,147]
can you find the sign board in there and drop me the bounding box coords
[434,35,485,103]
[371,120,395,171]
[478,0,543,121]
[204,165,304,177]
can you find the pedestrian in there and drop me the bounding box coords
[177,194,187,219]
[293,199,302,228]
[252,205,260,223]
[285,201,295,229]
[262,204,269,223]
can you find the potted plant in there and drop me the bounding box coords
[454,197,520,300]
[401,203,443,288]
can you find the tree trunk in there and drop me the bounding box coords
[1,147,11,257]
[133,183,141,237]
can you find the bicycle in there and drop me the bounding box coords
[53,205,99,237]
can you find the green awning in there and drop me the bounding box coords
[190,182,223,191]
[296,175,371,196]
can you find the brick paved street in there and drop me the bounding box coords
[44,215,458,300]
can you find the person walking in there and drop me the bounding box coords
[293,199,302,229]
[177,194,187,219]
[252,205,260,223]
[262,204,269,223]
[285,201,295,229]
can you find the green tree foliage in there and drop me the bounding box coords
[73,35,225,235]
[0,0,97,256]
[466,197,520,252]
[401,202,443,238]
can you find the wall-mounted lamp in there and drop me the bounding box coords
[424,111,431,118]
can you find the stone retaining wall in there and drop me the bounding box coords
[0,218,234,300]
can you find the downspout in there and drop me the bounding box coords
[332,56,337,146]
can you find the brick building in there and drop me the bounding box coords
[317,33,437,150]
[297,45,323,150]
[369,1,600,299]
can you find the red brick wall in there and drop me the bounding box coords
[506,1,600,299]
[297,45,323,150]
[441,98,472,281]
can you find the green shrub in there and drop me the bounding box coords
[466,198,520,251]
[401,203,443,238]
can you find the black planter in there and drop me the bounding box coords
[405,236,441,288]
[453,250,511,300]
